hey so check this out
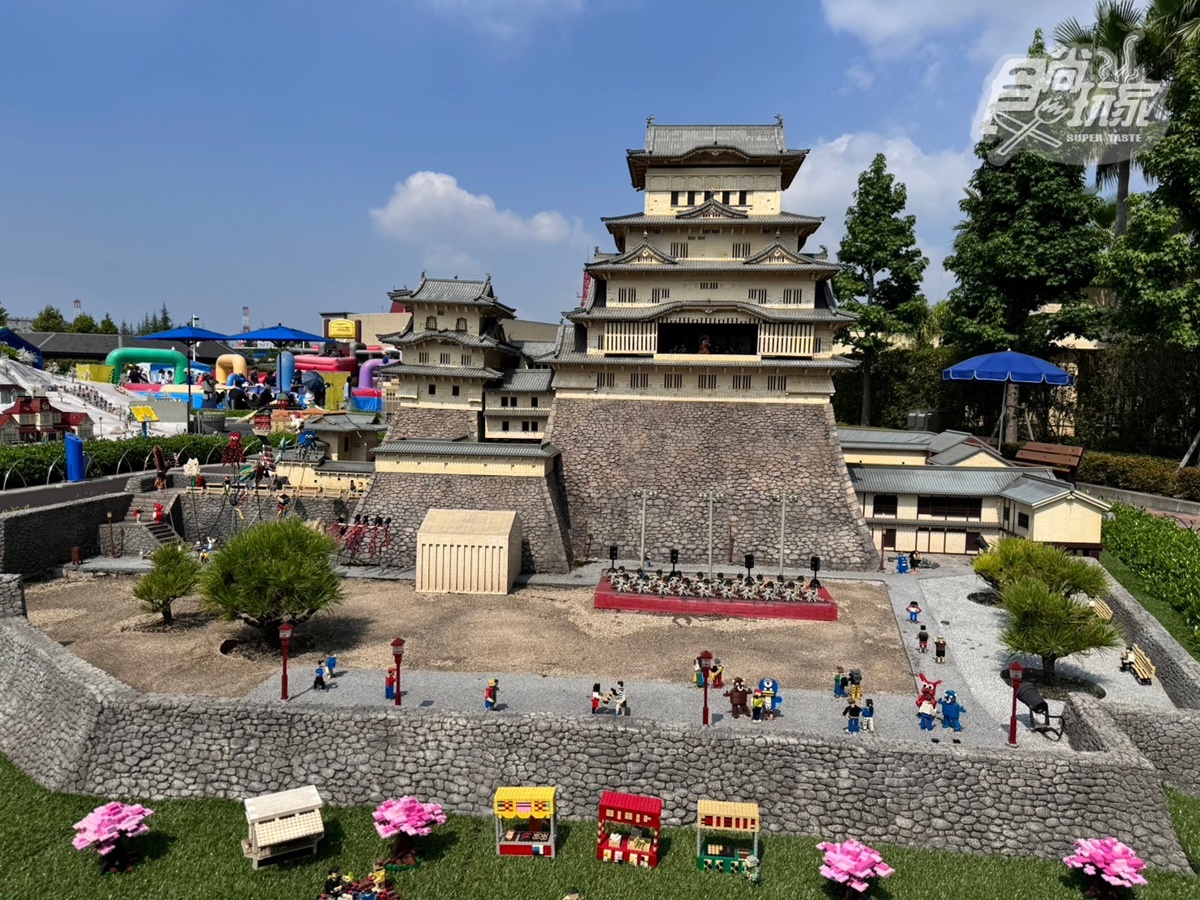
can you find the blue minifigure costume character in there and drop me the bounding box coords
[325,652,338,679]
[758,677,783,715]
[940,689,965,732]
[906,601,922,623]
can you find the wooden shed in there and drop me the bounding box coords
[416,508,522,595]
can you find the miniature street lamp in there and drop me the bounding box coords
[699,650,714,727]
[106,511,117,558]
[1008,660,1025,746]
[669,548,679,578]
[810,555,822,590]
[391,637,406,708]
[279,622,293,702]
[609,544,619,573]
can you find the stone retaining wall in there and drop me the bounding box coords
[547,399,878,570]
[1104,703,1200,794]
[170,494,356,544]
[385,406,479,441]
[1104,576,1200,709]
[0,607,1191,870]
[0,575,24,618]
[355,466,571,573]
[0,493,133,575]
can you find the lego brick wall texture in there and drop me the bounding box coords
[0,575,24,618]
[0,493,133,576]
[384,406,479,441]
[354,469,571,573]
[546,399,879,570]
[0,610,1193,871]
[1103,577,1200,709]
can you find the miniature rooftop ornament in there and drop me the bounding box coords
[817,838,895,897]
[72,801,154,874]
[1063,837,1147,899]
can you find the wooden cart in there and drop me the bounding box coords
[696,798,760,874]
[494,786,557,858]
[597,791,663,867]
[241,786,325,869]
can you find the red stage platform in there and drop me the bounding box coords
[593,578,838,621]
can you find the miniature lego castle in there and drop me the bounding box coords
[360,120,878,572]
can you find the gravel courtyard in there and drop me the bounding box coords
[24,574,911,697]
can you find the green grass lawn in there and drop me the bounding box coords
[3,754,1198,900]
[1101,552,1200,664]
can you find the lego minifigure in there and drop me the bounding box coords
[833,666,846,698]
[562,889,583,900]
[751,689,765,722]
[725,678,751,718]
[693,657,704,688]
[917,698,936,731]
[934,636,946,664]
[1120,646,1135,672]
[711,658,725,689]
[485,678,499,711]
[313,662,328,692]
[385,667,396,700]
[939,690,965,732]
[862,698,876,733]
[918,626,929,653]
[323,869,344,896]
[325,652,338,679]
[758,677,782,716]
[842,700,863,734]
[609,681,628,716]
[744,854,762,885]
[848,669,863,703]
[906,601,922,623]
[592,683,602,714]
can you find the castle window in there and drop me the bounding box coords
[664,373,683,389]
[721,191,732,204]
[436,307,446,315]
[597,372,615,388]
[1018,512,1030,530]
[733,375,752,390]
[687,191,697,205]
[782,288,802,305]
[630,372,649,389]
[618,287,637,303]
[698,374,717,390]
[425,316,437,330]
[452,385,460,397]
[502,420,510,432]
[439,353,452,365]
[461,354,472,366]
[427,384,436,396]
[671,191,681,206]
[651,287,670,302]
[767,375,788,391]
[738,190,749,205]
[417,351,429,364]
[700,281,719,291]
[748,288,767,303]
[455,317,467,332]
[815,338,823,353]
[872,495,898,517]
[703,191,714,201]
[522,421,532,432]
[670,242,689,258]
[733,242,751,258]
[530,396,539,408]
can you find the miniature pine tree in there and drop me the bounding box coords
[133,542,199,625]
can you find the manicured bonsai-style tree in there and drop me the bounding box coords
[975,537,1109,598]
[72,801,154,874]
[818,838,894,898]
[373,796,447,868]
[1063,837,1147,900]
[199,518,342,647]
[133,542,199,625]
[1001,576,1123,683]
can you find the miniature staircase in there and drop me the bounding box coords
[142,520,183,547]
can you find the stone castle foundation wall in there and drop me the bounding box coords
[0,493,134,576]
[355,468,571,573]
[547,399,878,570]
[169,493,356,545]
[385,406,479,441]
[0,610,1190,870]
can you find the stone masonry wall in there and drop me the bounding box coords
[0,493,133,576]
[547,399,878,570]
[1104,575,1200,709]
[171,493,356,544]
[1105,703,1200,794]
[385,406,479,441]
[354,466,571,573]
[0,575,25,618]
[0,613,1189,870]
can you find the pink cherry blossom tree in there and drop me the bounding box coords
[1063,837,1148,900]
[373,797,446,866]
[818,839,895,898]
[72,802,154,873]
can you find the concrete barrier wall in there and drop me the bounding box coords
[0,613,1190,870]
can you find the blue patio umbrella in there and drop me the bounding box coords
[141,326,231,428]
[232,324,329,346]
[943,350,1074,443]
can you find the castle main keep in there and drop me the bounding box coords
[359,120,878,572]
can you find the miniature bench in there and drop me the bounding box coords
[1092,599,1114,622]
[1132,644,1156,685]
[1014,442,1085,479]
[242,786,325,869]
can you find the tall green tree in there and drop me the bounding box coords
[68,313,98,334]
[1000,576,1123,682]
[1054,1,1148,237]
[1141,44,1200,235]
[97,313,119,335]
[833,153,929,425]
[1147,0,1200,67]
[30,305,67,332]
[0,306,8,327]
[158,303,173,331]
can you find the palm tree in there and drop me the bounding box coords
[1054,1,1148,236]
[1000,577,1123,682]
[1146,0,1200,68]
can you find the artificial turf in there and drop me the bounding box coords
[2,755,1198,900]
[1101,552,1200,664]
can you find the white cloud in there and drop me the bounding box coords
[371,171,591,248]
[843,64,875,90]
[784,133,978,302]
[420,0,588,39]
[821,0,1098,61]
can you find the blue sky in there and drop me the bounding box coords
[0,0,1101,332]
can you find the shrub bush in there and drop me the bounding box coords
[1077,451,1191,498]
[1103,504,1200,635]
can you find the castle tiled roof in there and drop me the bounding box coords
[404,275,516,315]
[626,121,808,189]
[489,369,555,392]
[548,349,858,369]
[564,300,853,323]
[376,362,502,379]
[601,211,823,233]
[375,439,560,459]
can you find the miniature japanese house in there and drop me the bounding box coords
[596,790,663,867]
[242,785,325,869]
[696,798,761,874]
[494,786,557,858]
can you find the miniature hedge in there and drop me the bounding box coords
[1102,504,1200,635]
